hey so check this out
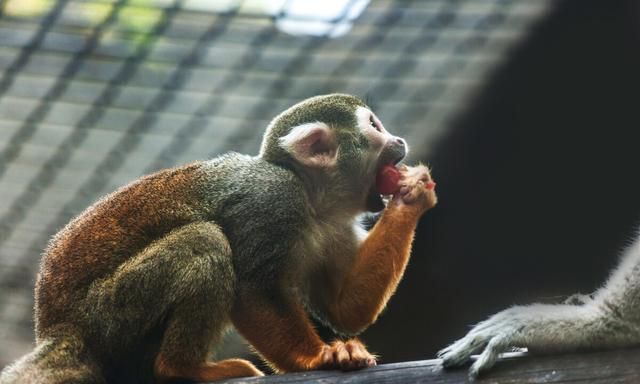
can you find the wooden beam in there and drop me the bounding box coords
[216,347,640,383]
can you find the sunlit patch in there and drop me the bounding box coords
[184,0,371,38]
[271,0,370,38]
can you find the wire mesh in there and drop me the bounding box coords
[0,0,551,368]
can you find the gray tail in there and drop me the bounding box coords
[0,328,104,384]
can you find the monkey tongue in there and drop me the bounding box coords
[375,165,401,195]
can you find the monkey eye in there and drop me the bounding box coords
[369,115,382,132]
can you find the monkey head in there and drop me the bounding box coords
[259,94,407,213]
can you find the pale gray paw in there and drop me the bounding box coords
[438,309,522,378]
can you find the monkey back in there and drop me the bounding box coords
[35,153,309,335]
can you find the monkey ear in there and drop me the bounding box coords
[279,122,338,168]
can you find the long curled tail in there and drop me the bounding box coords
[0,327,104,384]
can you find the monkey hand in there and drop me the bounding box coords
[310,339,377,371]
[437,307,526,379]
[390,164,437,214]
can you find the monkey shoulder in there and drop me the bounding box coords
[201,154,365,285]
[202,153,308,216]
[199,155,324,288]
[202,154,310,255]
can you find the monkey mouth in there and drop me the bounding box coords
[365,158,403,212]
[379,152,405,170]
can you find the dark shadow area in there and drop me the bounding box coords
[365,0,640,361]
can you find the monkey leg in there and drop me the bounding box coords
[154,306,263,383]
[231,294,376,373]
[154,300,263,382]
[87,222,262,382]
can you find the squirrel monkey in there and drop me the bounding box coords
[0,94,437,384]
[439,234,640,378]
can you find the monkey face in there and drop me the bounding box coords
[354,106,407,168]
[353,106,408,212]
[260,94,407,212]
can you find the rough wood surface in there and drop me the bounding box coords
[216,347,640,383]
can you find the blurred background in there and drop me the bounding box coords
[1,0,640,373]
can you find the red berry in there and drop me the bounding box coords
[376,165,401,195]
[426,181,436,190]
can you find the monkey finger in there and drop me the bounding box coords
[400,190,418,204]
[438,335,485,368]
[469,336,507,378]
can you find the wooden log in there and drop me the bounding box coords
[216,347,640,383]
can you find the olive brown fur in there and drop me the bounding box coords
[0,94,437,383]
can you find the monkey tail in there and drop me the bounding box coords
[0,326,104,384]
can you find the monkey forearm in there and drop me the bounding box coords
[330,204,421,334]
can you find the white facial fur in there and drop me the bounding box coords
[355,106,387,149]
[355,106,408,154]
[355,106,408,176]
